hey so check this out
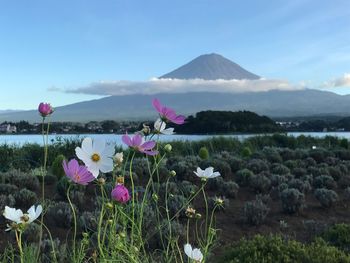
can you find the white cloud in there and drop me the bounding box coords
[52,77,304,96]
[323,73,350,88]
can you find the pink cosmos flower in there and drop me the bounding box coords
[122,133,158,156]
[62,159,95,185]
[152,98,186,125]
[111,184,130,203]
[38,102,54,117]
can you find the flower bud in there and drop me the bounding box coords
[97,178,106,185]
[38,102,54,117]
[164,144,172,152]
[152,193,159,202]
[111,185,130,204]
[195,213,202,219]
[185,206,196,218]
[114,152,124,166]
[105,202,114,210]
[169,170,176,177]
[107,219,113,224]
[116,176,124,185]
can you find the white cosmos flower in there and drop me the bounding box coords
[194,167,221,179]
[154,118,174,135]
[75,137,115,178]
[3,205,42,225]
[184,243,203,262]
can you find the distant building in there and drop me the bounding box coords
[0,124,17,133]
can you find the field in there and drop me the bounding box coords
[1,133,350,262]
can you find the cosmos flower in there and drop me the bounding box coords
[184,243,203,262]
[75,137,115,178]
[194,167,221,179]
[154,118,174,135]
[111,185,130,203]
[152,98,186,125]
[62,159,95,185]
[122,133,158,156]
[3,205,42,226]
[38,102,54,117]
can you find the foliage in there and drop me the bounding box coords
[280,188,305,214]
[198,146,209,160]
[314,188,338,208]
[243,197,270,226]
[218,235,350,263]
[51,154,66,179]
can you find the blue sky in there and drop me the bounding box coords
[0,0,349,110]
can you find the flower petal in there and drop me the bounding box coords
[81,137,93,154]
[93,138,106,153]
[184,244,192,258]
[3,206,23,224]
[152,98,163,114]
[122,134,132,147]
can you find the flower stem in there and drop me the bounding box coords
[97,184,106,259]
[129,152,136,245]
[15,230,23,263]
[67,184,77,261]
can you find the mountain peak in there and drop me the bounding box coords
[160,53,260,80]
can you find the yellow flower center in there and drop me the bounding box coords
[20,214,30,223]
[74,172,81,182]
[91,153,100,162]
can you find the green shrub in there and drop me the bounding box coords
[241,147,252,157]
[243,197,270,226]
[322,223,350,251]
[235,169,254,186]
[249,174,271,193]
[14,188,38,207]
[220,181,239,198]
[313,175,337,189]
[280,188,305,214]
[0,194,15,211]
[314,188,338,208]
[0,183,18,195]
[1,169,40,191]
[247,159,269,174]
[56,176,70,199]
[47,201,74,228]
[198,147,209,160]
[218,235,350,263]
[51,154,66,179]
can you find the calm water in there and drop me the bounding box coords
[0,132,350,146]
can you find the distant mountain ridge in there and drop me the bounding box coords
[160,53,260,80]
[1,53,350,122]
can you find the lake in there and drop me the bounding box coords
[0,132,350,146]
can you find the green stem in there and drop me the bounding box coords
[129,152,136,245]
[67,185,77,261]
[16,231,23,263]
[97,185,106,259]
[42,222,58,263]
[202,183,209,239]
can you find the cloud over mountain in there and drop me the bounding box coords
[323,73,350,88]
[52,77,303,96]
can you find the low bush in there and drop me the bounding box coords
[280,188,305,214]
[313,175,337,190]
[322,223,350,252]
[218,235,350,263]
[198,146,209,160]
[235,168,254,186]
[14,188,38,208]
[243,197,270,226]
[314,188,338,208]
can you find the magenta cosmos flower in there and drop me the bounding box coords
[111,184,130,203]
[122,133,158,156]
[62,159,95,185]
[38,102,54,117]
[152,98,186,125]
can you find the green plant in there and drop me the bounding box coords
[198,147,209,160]
[243,197,270,226]
[280,188,305,214]
[218,234,350,263]
[322,223,350,251]
[235,168,254,186]
[51,154,66,179]
[14,188,38,207]
[314,188,338,208]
